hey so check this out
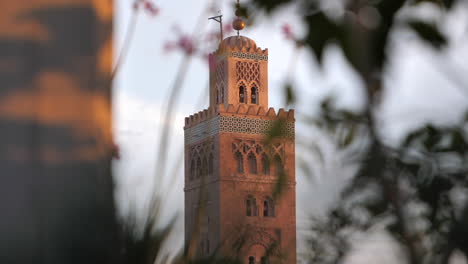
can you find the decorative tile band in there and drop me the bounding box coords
[185,116,294,145]
[229,51,268,61]
[219,116,294,138]
[184,116,220,145]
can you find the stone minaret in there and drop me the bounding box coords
[184,35,296,264]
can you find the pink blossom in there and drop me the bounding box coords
[282,23,295,40]
[143,1,159,16]
[223,22,234,34]
[178,35,196,55]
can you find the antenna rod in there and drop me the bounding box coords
[208,14,223,42]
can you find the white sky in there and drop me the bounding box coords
[113,0,468,262]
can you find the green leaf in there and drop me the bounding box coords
[284,83,295,105]
[250,0,293,13]
[304,11,339,64]
[408,20,447,49]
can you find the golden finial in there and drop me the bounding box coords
[232,0,245,36]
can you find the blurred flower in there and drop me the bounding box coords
[281,23,303,47]
[133,0,159,17]
[178,35,196,55]
[282,23,295,40]
[164,32,197,56]
[224,22,234,34]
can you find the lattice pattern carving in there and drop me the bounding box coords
[215,61,226,104]
[232,139,284,159]
[231,139,285,176]
[236,61,260,85]
[188,140,214,181]
[220,116,294,138]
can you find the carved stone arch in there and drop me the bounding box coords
[249,81,259,105]
[243,227,281,260]
[237,80,247,104]
[247,151,257,174]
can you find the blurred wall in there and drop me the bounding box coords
[0,1,120,263]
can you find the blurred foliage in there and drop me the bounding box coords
[116,0,467,263]
[250,0,467,263]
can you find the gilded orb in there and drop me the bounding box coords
[232,18,245,31]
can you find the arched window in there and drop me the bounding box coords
[202,157,208,177]
[221,87,224,103]
[248,153,257,174]
[215,90,219,104]
[246,195,258,216]
[208,153,213,175]
[251,86,258,104]
[239,86,245,103]
[249,256,255,264]
[235,151,244,173]
[190,159,195,180]
[261,256,269,264]
[261,154,270,175]
[263,197,275,217]
[196,157,202,179]
[274,155,283,177]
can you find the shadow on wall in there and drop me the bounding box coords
[0,2,119,264]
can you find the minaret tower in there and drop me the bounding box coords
[184,4,296,263]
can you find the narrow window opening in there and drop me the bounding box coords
[249,256,255,264]
[221,87,224,103]
[236,151,244,173]
[262,155,270,175]
[203,157,208,177]
[209,154,214,175]
[190,159,195,180]
[263,197,275,217]
[196,157,202,179]
[251,87,258,104]
[248,153,257,174]
[239,86,245,103]
[274,155,283,177]
[246,196,258,216]
[215,90,219,104]
[261,256,269,264]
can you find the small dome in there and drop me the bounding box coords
[219,36,257,51]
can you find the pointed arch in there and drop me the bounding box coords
[220,86,224,103]
[196,157,202,179]
[261,154,270,176]
[239,85,246,103]
[263,196,275,217]
[190,159,195,180]
[274,154,283,177]
[246,195,258,216]
[208,153,213,175]
[235,151,244,173]
[202,156,208,177]
[251,86,258,104]
[248,152,257,174]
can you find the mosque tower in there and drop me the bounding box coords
[183,6,296,263]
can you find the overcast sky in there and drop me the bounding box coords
[113,0,468,262]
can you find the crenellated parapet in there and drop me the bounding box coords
[184,104,294,128]
[213,36,268,62]
[184,105,295,145]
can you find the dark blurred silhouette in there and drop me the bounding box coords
[0,2,119,264]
